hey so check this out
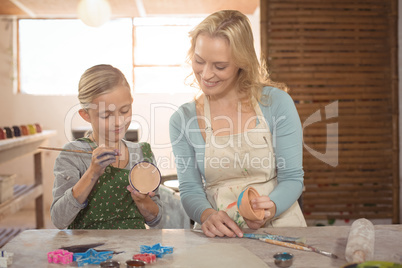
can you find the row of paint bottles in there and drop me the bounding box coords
[0,124,42,140]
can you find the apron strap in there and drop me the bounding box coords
[76,137,97,150]
[203,95,213,142]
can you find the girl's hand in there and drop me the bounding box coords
[126,185,156,201]
[244,196,276,229]
[89,144,119,177]
[200,209,243,238]
[126,185,158,222]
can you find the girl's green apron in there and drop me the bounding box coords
[69,138,147,229]
[203,95,306,228]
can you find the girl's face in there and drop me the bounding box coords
[83,85,133,145]
[192,33,240,98]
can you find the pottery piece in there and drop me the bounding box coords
[237,187,264,221]
[35,123,43,133]
[20,125,29,136]
[27,124,36,135]
[4,127,14,139]
[129,161,161,194]
[12,126,21,137]
[0,128,5,140]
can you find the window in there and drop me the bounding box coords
[18,17,203,95]
[133,17,202,93]
[18,19,133,95]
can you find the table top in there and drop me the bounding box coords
[2,225,402,267]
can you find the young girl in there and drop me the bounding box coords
[51,64,162,229]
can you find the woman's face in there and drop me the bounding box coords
[192,33,240,98]
[85,85,133,145]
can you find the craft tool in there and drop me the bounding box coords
[47,249,73,264]
[297,243,338,259]
[61,243,105,253]
[39,146,92,154]
[244,233,306,243]
[259,238,313,252]
[73,248,113,267]
[345,218,375,263]
[263,231,307,244]
[257,233,337,259]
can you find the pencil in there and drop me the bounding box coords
[259,238,313,252]
[38,146,92,154]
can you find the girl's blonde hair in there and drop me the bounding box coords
[78,64,131,109]
[187,10,287,104]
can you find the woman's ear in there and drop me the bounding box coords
[79,109,91,123]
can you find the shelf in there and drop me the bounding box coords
[0,130,56,231]
[0,130,56,164]
[0,185,43,222]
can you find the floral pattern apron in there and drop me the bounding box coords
[203,96,306,228]
[69,138,146,229]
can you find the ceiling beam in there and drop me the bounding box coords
[9,0,36,17]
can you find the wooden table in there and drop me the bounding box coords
[2,225,402,267]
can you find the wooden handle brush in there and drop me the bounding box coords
[38,146,92,154]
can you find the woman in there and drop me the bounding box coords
[170,10,306,238]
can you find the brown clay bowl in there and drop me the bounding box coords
[129,161,161,194]
[237,186,264,221]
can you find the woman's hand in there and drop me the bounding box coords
[126,185,158,222]
[200,208,243,238]
[89,144,119,177]
[244,196,276,229]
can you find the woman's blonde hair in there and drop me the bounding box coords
[78,64,131,109]
[187,10,287,104]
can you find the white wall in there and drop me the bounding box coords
[0,12,261,211]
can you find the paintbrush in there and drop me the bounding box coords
[258,236,338,259]
[245,233,306,243]
[296,242,338,259]
[259,238,313,252]
[39,146,92,154]
[263,231,307,243]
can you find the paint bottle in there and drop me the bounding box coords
[126,259,146,267]
[4,127,14,138]
[27,124,36,135]
[0,128,6,140]
[20,125,29,136]
[12,126,21,137]
[34,123,42,133]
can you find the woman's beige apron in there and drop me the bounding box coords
[203,96,306,228]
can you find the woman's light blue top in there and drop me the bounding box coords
[169,86,304,224]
